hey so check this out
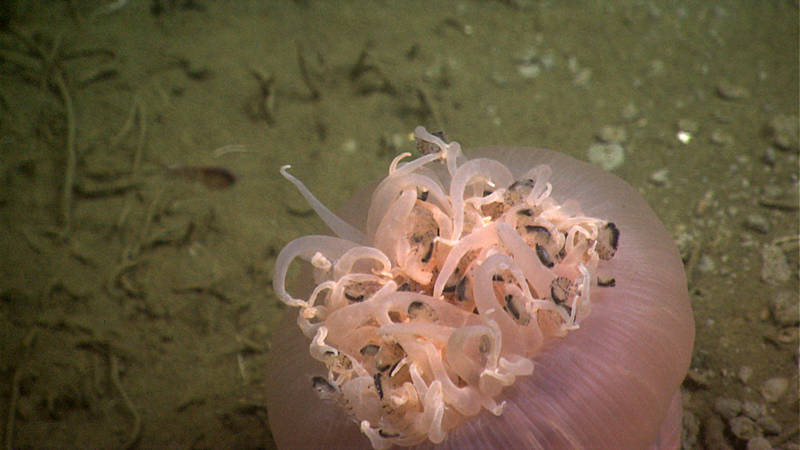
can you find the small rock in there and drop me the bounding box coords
[587,143,624,171]
[597,125,627,144]
[742,400,765,419]
[744,214,770,234]
[697,255,716,273]
[761,244,791,285]
[682,409,700,450]
[756,415,782,435]
[729,416,760,441]
[574,67,592,86]
[649,168,670,186]
[716,80,751,100]
[738,366,753,384]
[517,63,541,79]
[341,138,358,154]
[686,367,714,387]
[540,50,556,69]
[704,414,735,450]
[775,326,799,344]
[746,436,773,450]
[714,397,742,420]
[765,114,799,152]
[762,147,777,166]
[760,377,788,402]
[769,290,800,326]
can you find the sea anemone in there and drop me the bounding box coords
[267,127,694,449]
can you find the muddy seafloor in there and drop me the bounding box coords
[0,1,797,449]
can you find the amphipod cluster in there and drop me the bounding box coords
[273,127,620,449]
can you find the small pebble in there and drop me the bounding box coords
[697,255,716,273]
[517,63,541,79]
[714,397,742,419]
[761,244,791,285]
[742,400,765,419]
[729,416,760,441]
[704,414,734,450]
[682,409,700,450]
[649,168,670,186]
[769,290,800,326]
[686,368,714,387]
[738,366,753,384]
[341,138,358,154]
[766,114,799,152]
[762,147,777,166]
[587,143,624,171]
[597,125,627,144]
[716,79,751,100]
[574,67,592,86]
[746,436,773,450]
[744,214,770,234]
[756,415,782,435]
[760,377,788,402]
[540,50,556,69]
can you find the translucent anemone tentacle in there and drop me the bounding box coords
[273,235,358,307]
[280,165,366,243]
